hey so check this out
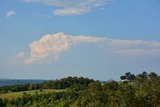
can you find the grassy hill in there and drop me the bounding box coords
[0,74,160,107]
[0,89,65,100]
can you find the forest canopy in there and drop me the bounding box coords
[0,71,160,107]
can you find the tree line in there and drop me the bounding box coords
[0,77,94,93]
[0,72,160,107]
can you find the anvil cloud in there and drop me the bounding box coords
[17,33,160,64]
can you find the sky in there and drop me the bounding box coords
[0,0,160,80]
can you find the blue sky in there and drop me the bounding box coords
[0,0,160,80]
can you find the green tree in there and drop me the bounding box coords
[120,76,126,80]
[75,82,108,107]
[0,98,6,107]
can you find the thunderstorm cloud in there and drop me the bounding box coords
[16,33,160,64]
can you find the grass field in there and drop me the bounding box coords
[0,89,66,100]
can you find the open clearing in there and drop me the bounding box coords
[0,89,65,100]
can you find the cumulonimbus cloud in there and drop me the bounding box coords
[24,33,105,64]
[23,0,107,16]
[16,32,160,64]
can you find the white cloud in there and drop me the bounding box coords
[108,39,160,56]
[6,10,16,18]
[23,0,107,16]
[54,7,90,16]
[108,39,160,47]
[16,32,160,64]
[117,49,160,56]
[24,32,105,64]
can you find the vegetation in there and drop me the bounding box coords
[0,77,94,93]
[0,89,65,100]
[0,72,160,107]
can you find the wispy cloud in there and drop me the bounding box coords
[16,32,160,64]
[23,0,107,16]
[10,52,27,64]
[6,10,16,18]
[116,49,160,56]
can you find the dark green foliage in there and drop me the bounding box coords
[120,72,136,81]
[0,98,6,107]
[0,77,94,93]
[48,76,95,89]
[1,72,160,107]
[75,82,108,107]
[120,75,126,80]
[102,80,119,91]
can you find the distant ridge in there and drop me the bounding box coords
[0,79,48,86]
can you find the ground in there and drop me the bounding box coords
[0,89,65,100]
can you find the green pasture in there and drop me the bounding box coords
[0,89,65,100]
